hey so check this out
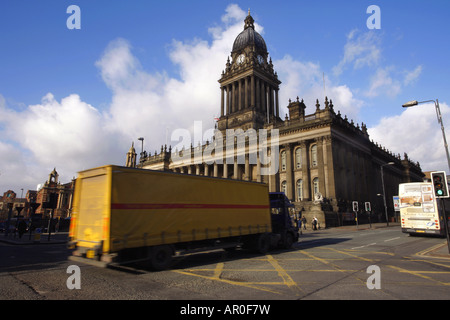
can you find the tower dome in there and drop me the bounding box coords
[232,11,267,53]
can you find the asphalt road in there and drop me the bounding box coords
[0,225,449,304]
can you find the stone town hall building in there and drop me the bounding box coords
[125,12,424,227]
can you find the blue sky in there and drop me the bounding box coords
[1,0,449,193]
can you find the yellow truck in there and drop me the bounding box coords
[68,165,298,270]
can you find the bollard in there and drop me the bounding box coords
[34,228,42,243]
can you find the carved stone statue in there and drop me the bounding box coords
[314,192,323,204]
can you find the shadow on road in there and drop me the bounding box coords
[0,243,72,274]
[112,236,351,273]
[295,237,351,250]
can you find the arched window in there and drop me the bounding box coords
[313,177,319,196]
[281,181,287,194]
[311,144,318,167]
[296,179,303,201]
[295,148,302,169]
[280,150,286,171]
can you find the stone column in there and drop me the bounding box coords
[223,163,228,179]
[300,141,310,200]
[220,87,224,116]
[269,86,274,118]
[231,82,236,113]
[316,137,326,197]
[250,76,255,108]
[256,152,261,182]
[323,135,336,201]
[244,77,249,109]
[275,89,279,118]
[261,82,266,116]
[238,79,243,111]
[244,154,250,181]
[226,85,231,114]
[285,144,294,201]
[213,163,218,177]
[255,77,260,111]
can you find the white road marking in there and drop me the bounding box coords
[351,242,377,249]
[384,237,400,242]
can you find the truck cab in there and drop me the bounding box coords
[269,192,299,248]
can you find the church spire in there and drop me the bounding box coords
[244,9,254,29]
[126,142,137,168]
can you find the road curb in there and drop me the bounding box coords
[0,238,67,245]
[416,242,450,259]
[0,232,68,246]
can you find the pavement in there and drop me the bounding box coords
[0,231,68,245]
[1,223,449,258]
[298,221,402,235]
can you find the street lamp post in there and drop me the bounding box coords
[381,162,395,226]
[402,99,450,172]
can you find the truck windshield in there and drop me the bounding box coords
[269,193,296,230]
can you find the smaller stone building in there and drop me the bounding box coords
[0,169,75,221]
[35,168,75,219]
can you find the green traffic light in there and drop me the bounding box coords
[432,172,448,197]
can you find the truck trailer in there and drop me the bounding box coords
[68,165,298,270]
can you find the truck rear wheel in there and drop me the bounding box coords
[149,245,173,271]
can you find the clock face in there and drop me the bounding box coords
[237,54,245,64]
[257,55,264,64]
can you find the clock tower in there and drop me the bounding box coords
[218,10,281,132]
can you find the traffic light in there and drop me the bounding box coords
[431,171,449,198]
[352,201,358,212]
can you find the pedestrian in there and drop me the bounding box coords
[297,218,302,234]
[18,219,27,239]
[302,216,307,230]
[312,217,318,231]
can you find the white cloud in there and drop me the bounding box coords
[365,67,401,98]
[0,92,123,191]
[368,102,450,172]
[221,3,246,25]
[403,65,423,86]
[96,38,165,93]
[365,64,423,98]
[333,29,381,76]
[333,29,422,99]
[275,55,363,121]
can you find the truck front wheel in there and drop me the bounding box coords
[149,245,173,271]
[283,232,294,249]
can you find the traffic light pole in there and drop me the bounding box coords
[432,171,450,254]
[440,199,450,254]
[352,201,359,229]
